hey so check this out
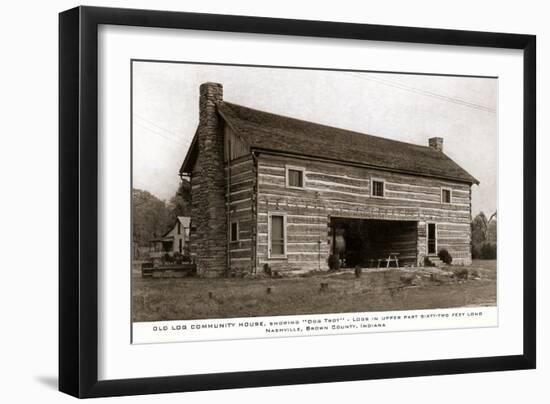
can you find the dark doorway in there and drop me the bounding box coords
[330,218,418,267]
[427,223,436,255]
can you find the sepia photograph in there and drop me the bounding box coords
[53,4,537,398]
[131,60,497,328]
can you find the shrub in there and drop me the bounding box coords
[263,263,272,277]
[328,254,341,271]
[471,242,497,259]
[173,251,183,264]
[480,243,497,259]
[438,249,453,265]
[471,243,481,259]
[354,265,362,278]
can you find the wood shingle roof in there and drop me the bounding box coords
[182,101,479,185]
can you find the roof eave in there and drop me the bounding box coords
[179,128,199,175]
[252,147,479,186]
[220,102,479,186]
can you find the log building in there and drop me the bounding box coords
[180,82,479,277]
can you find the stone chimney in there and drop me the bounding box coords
[429,137,444,152]
[192,82,227,276]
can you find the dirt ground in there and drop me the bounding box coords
[132,260,496,322]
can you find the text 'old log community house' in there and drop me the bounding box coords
[179,82,479,277]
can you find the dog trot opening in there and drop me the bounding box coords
[330,218,418,268]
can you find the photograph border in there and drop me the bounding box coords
[59,6,536,398]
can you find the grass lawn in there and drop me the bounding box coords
[132,260,496,322]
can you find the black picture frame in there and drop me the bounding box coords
[59,6,536,398]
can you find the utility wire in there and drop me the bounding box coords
[134,114,184,140]
[134,121,186,146]
[348,72,496,114]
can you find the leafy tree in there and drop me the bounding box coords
[132,188,171,246]
[481,242,497,259]
[471,212,488,244]
[471,211,497,244]
[167,178,192,222]
[486,219,497,243]
[132,179,191,247]
[471,211,497,260]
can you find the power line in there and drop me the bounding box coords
[134,114,184,140]
[354,73,496,113]
[134,121,187,146]
[348,72,496,114]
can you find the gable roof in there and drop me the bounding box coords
[181,101,479,185]
[176,216,191,228]
[161,216,191,238]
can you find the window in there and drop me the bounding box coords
[441,188,452,204]
[177,221,181,235]
[286,166,305,188]
[178,239,182,253]
[371,179,385,197]
[230,221,239,242]
[269,214,286,257]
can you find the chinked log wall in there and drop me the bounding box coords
[255,153,472,272]
[226,155,256,273]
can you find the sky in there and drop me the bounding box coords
[132,61,497,216]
